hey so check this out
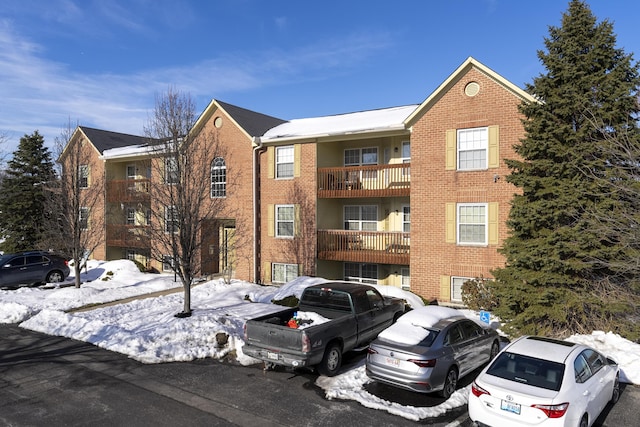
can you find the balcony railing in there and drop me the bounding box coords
[317,163,410,198]
[317,230,409,265]
[106,179,150,203]
[106,224,150,248]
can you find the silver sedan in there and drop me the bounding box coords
[365,306,500,398]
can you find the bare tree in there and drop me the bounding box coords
[144,88,233,317]
[283,181,317,276]
[46,119,105,287]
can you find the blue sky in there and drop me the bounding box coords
[1,1,639,154]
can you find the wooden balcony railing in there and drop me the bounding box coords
[317,163,410,198]
[106,224,150,248]
[317,230,410,265]
[106,179,150,203]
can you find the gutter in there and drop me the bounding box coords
[252,136,264,283]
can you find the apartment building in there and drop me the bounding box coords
[66,57,534,304]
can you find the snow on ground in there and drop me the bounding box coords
[1,259,639,421]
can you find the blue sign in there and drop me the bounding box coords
[479,310,491,324]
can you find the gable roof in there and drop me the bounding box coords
[79,126,151,153]
[405,57,537,126]
[261,105,417,143]
[215,100,287,137]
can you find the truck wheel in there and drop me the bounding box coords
[318,343,342,376]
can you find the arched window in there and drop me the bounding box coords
[211,157,226,198]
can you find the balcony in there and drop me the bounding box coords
[317,163,410,198]
[106,179,150,203]
[106,224,150,248]
[317,230,409,265]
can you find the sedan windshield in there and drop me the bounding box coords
[486,352,565,391]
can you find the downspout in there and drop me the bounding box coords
[252,137,264,283]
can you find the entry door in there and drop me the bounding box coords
[220,225,236,274]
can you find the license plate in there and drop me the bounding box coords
[501,400,521,415]
[267,351,279,360]
[384,357,400,367]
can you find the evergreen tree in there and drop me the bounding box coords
[0,131,56,253]
[491,1,640,339]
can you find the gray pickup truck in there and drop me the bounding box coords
[243,281,406,376]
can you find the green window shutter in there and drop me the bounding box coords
[267,204,274,237]
[263,262,272,283]
[488,202,499,245]
[445,203,456,243]
[488,125,499,169]
[267,147,274,179]
[445,129,456,170]
[294,144,301,177]
[440,275,451,301]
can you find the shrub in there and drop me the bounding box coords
[461,276,497,311]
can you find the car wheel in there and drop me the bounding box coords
[46,270,64,283]
[610,373,620,404]
[579,414,588,427]
[317,343,342,377]
[440,367,458,399]
[490,340,500,360]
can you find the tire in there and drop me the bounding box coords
[579,414,588,427]
[46,270,64,283]
[317,343,342,377]
[610,373,620,404]
[440,367,458,399]
[490,340,500,360]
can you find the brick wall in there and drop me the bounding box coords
[410,67,526,302]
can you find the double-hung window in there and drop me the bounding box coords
[344,263,378,285]
[211,157,226,198]
[458,203,487,245]
[458,127,488,170]
[164,206,179,233]
[401,141,410,176]
[126,207,136,225]
[345,147,378,179]
[402,206,410,233]
[165,157,179,184]
[344,205,377,231]
[78,165,89,189]
[276,146,294,179]
[272,263,298,284]
[275,204,294,238]
[79,207,89,230]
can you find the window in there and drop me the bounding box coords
[451,276,472,302]
[164,206,178,233]
[344,205,377,231]
[275,205,294,238]
[401,268,410,291]
[126,208,136,225]
[126,164,136,180]
[126,250,136,261]
[211,157,226,198]
[78,165,89,188]
[345,147,378,179]
[165,157,179,184]
[162,255,174,272]
[458,203,487,245]
[79,207,89,230]
[344,263,378,285]
[402,206,410,233]
[145,209,151,225]
[458,127,488,170]
[276,146,294,179]
[272,263,298,284]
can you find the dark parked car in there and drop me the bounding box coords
[366,306,500,398]
[0,251,70,288]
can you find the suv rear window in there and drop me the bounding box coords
[486,352,565,391]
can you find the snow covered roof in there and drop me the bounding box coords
[261,105,418,143]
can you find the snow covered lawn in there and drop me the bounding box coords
[1,259,638,421]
